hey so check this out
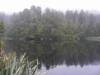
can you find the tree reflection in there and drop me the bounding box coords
[5,39,100,69]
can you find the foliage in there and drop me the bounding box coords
[0,53,38,75]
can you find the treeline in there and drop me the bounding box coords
[5,6,100,41]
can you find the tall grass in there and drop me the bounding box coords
[0,53,38,75]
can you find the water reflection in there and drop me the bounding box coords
[42,64,100,75]
[38,40,100,69]
[5,39,100,70]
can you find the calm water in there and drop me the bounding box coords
[38,64,100,75]
[5,39,100,75]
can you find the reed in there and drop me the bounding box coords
[0,53,38,75]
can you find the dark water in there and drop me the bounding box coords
[5,39,100,75]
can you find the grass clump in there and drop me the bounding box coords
[0,53,38,75]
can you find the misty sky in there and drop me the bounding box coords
[0,0,100,14]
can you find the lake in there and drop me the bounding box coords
[5,39,100,75]
[37,64,100,75]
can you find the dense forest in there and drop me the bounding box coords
[0,6,100,68]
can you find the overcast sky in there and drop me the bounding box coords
[0,0,100,14]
